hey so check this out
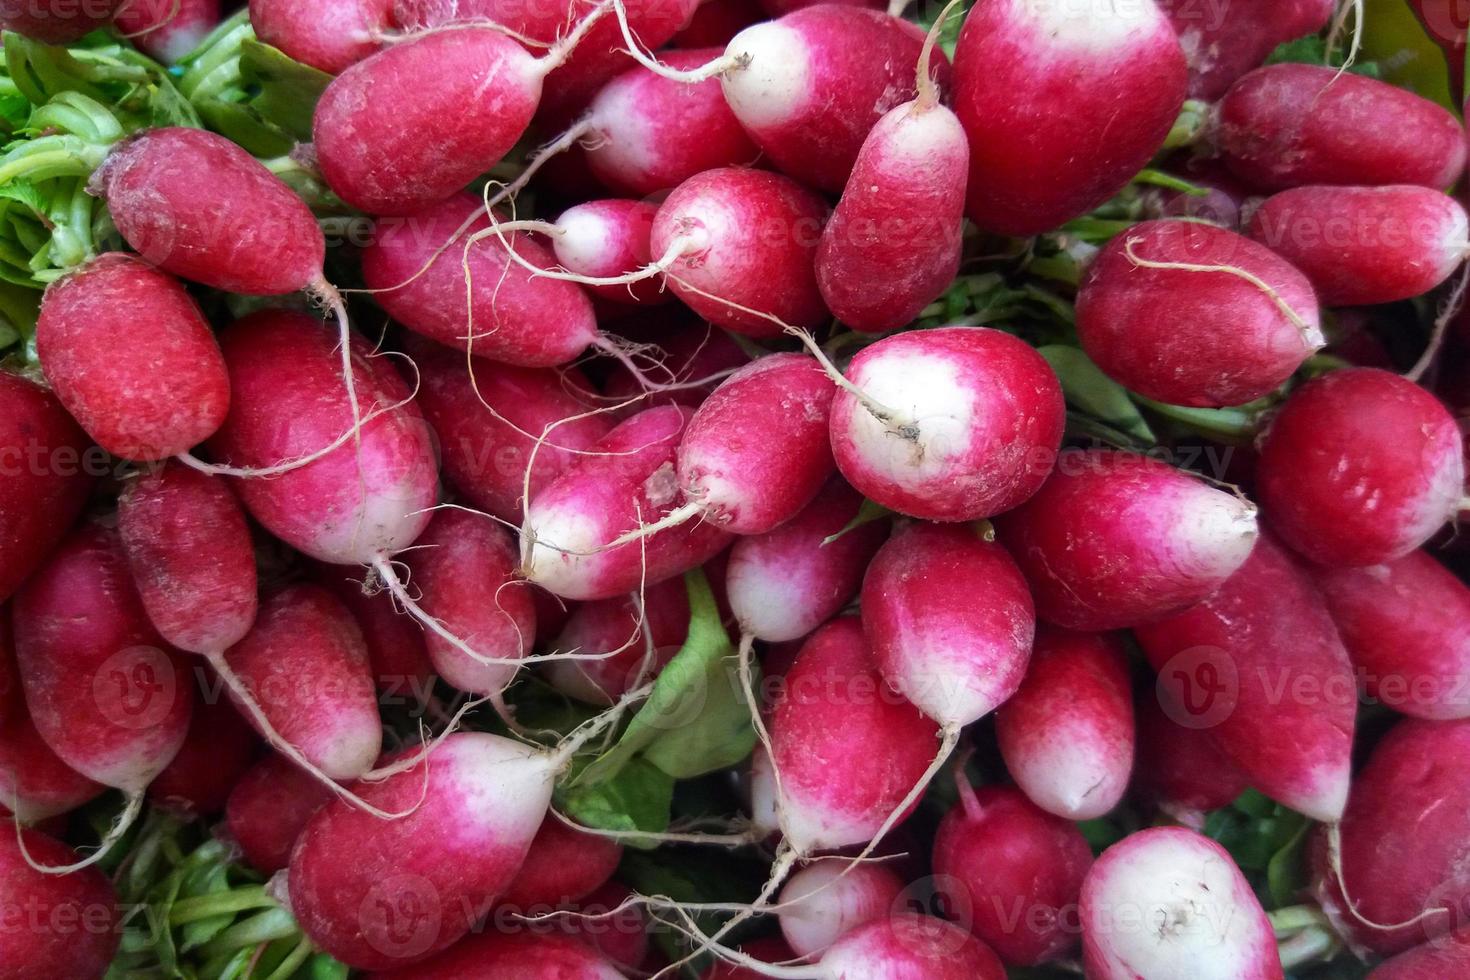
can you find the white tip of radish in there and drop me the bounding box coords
[778,860,903,959]
[721,22,810,129]
[1168,491,1259,581]
[522,506,604,598]
[552,209,617,274]
[844,349,972,490]
[1009,0,1170,54]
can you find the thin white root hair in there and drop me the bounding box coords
[478,207,697,288]
[609,0,747,82]
[537,0,616,74]
[738,632,786,810]
[1324,821,1448,933]
[547,679,655,771]
[587,500,706,553]
[15,792,142,875]
[650,904,819,979]
[914,0,964,109]
[1406,261,1470,383]
[360,695,493,782]
[481,117,596,214]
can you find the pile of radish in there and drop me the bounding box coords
[2,0,1470,977]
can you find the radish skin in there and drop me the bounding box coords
[147,697,258,817]
[0,829,120,980]
[673,0,762,48]
[0,0,122,43]
[1368,925,1470,978]
[543,575,689,704]
[776,858,905,960]
[250,0,394,74]
[307,562,437,699]
[366,930,623,980]
[225,754,333,875]
[814,914,1007,979]
[116,0,221,63]
[0,710,105,825]
[1159,0,1332,99]
[1132,692,1247,829]
[498,817,623,909]
[551,199,670,306]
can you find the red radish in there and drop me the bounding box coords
[1147,157,1251,228]
[546,199,669,305]
[521,404,733,601]
[207,309,438,567]
[549,879,650,970]
[1217,64,1467,191]
[402,509,535,695]
[221,585,382,781]
[225,754,333,875]
[0,611,16,726]
[728,914,1006,978]
[1255,368,1465,568]
[498,817,623,909]
[600,319,751,414]
[650,167,830,337]
[1081,827,1282,979]
[726,478,888,643]
[0,372,94,603]
[363,194,601,366]
[862,522,1035,730]
[1132,691,1247,829]
[147,697,258,817]
[1312,550,1470,720]
[0,711,104,824]
[1135,533,1356,822]
[996,450,1259,630]
[1245,185,1469,306]
[776,857,905,959]
[584,49,759,196]
[672,0,762,48]
[829,327,1065,523]
[1074,220,1324,407]
[757,0,880,13]
[951,0,1186,235]
[1158,0,1331,99]
[1368,926,1470,978]
[543,575,689,704]
[250,0,394,74]
[115,0,221,62]
[309,561,436,700]
[0,829,120,980]
[0,0,122,42]
[1311,717,1470,956]
[714,7,948,193]
[366,930,623,980]
[996,629,1134,821]
[933,782,1092,966]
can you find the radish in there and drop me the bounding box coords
[0,710,104,825]
[705,914,1007,978]
[1245,185,1469,306]
[951,0,1187,235]
[1135,533,1356,822]
[1216,64,1467,191]
[548,879,650,970]
[726,477,889,643]
[11,523,195,868]
[1254,368,1465,568]
[932,781,1092,966]
[546,199,669,306]
[365,930,624,980]
[776,857,905,960]
[649,167,830,337]
[1132,691,1247,829]
[1369,926,1470,978]
[583,49,759,196]
[115,0,221,62]
[498,816,623,909]
[0,0,122,42]
[309,560,437,700]
[0,829,120,980]
[1311,717,1470,956]
[1312,550,1470,720]
[521,404,733,601]
[542,574,689,704]
[672,0,761,48]
[829,326,1066,523]
[995,449,1259,630]
[0,611,16,726]
[0,372,94,604]
[995,628,1134,822]
[861,521,1035,731]
[1081,827,1282,979]
[147,696,258,817]
[814,16,967,333]
[1074,219,1324,407]
[1158,0,1331,99]
[250,0,394,74]
[38,254,230,462]
[225,754,333,875]
[702,937,797,980]
[601,317,751,413]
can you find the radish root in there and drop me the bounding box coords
[15,791,142,875]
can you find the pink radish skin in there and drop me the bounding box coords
[952,0,1186,236]
[932,783,1092,966]
[250,0,394,74]
[309,561,436,698]
[118,462,258,655]
[12,524,194,793]
[1255,368,1465,568]
[757,0,880,13]
[367,931,623,980]
[498,818,623,909]
[0,372,95,603]
[996,629,1134,821]
[1159,0,1331,99]
[222,585,382,781]
[996,450,1260,630]
[673,0,762,48]
[0,0,122,43]
[543,575,689,705]
[547,879,650,970]
[1081,827,1283,980]
[363,194,599,365]
[522,404,734,601]
[1074,220,1323,407]
[1132,692,1247,829]
[207,310,438,566]
[0,711,105,824]
[584,49,759,196]
[0,610,15,726]
[287,732,556,970]
[404,509,535,695]
[776,858,905,960]
[1135,533,1356,822]
[769,616,940,854]
[814,914,1007,979]
[816,96,968,333]
[551,199,669,305]
[861,522,1035,729]
[718,7,948,193]
[1368,925,1470,978]
[93,129,326,296]
[1217,64,1467,191]
[0,829,120,980]
[830,327,1066,523]
[726,478,888,643]
[651,167,830,337]
[1246,185,1470,306]
[601,318,751,415]
[1311,717,1470,956]
[147,698,258,817]
[225,754,333,875]
[115,0,221,63]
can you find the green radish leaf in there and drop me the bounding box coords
[1267,819,1312,909]
[1038,345,1157,443]
[821,497,892,546]
[309,954,352,980]
[560,757,675,850]
[238,39,332,143]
